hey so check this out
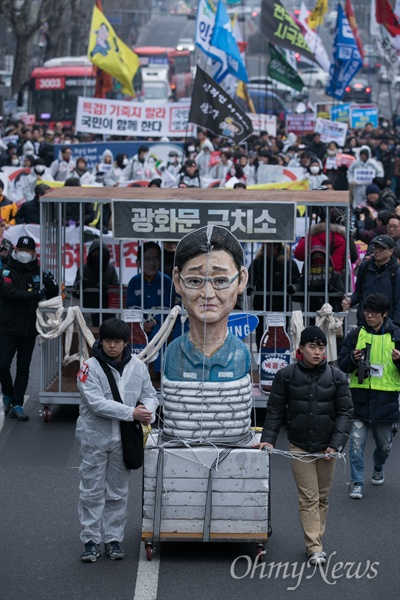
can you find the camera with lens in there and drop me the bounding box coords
[357,343,371,384]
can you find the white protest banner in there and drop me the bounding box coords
[75,97,194,138]
[247,113,277,137]
[253,165,305,185]
[353,167,375,185]
[314,117,348,147]
[4,224,139,287]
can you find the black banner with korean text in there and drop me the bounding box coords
[261,0,316,63]
[189,66,253,145]
[112,199,296,242]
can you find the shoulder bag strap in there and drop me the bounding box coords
[97,358,123,404]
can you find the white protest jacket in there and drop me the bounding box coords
[76,354,158,445]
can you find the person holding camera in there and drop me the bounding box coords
[338,293,400,500]
[341,235,400,327]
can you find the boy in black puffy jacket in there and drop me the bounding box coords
[254,326,353,566]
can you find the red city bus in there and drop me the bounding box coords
[133,46,192,100]
[29,57,96,126]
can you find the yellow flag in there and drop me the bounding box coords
[236,81,256,114]
[307,0,328,29]
[88,6,140,97]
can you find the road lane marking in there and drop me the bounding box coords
[133,541,160,600]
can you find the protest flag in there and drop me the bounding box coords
[227,12,253,110]
[307,0,328,29]
[260,0,316,63]
[326,4,363,100]
[345,0,364,59]
[268,43,305,92]
[295,1,330,71]
[195,0,228,82]
[376,0,400,36]
[236,81,256,113]
[88,5,140,97]
[210,0,249,82]
[189,66,253,144]
[93,0,113,97]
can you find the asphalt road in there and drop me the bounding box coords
[0,341,399,600]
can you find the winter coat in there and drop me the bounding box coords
[249,246,301,312]
[121,154,158,182]
[260,357,353,453]
[76,341,158,449]
[0,254,58,337]
[15,197,40,224]
[73,240,119,311]
[50,157,76,181]
[0,195,18,225]
[338,319,400,423]
[347,146,384,205]
[178,169,202,188]
[294,222,354,273]
[349,256,400,326]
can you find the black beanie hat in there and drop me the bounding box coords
[300,326,327,346]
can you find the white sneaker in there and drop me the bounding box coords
[308,552,326,566]
[350,484,364,499]
[371,469,384,485]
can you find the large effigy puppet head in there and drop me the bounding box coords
[173,225,248,327]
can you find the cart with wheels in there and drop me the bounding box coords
[142,431,271,561]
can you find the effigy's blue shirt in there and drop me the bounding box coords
[164,331,251,382]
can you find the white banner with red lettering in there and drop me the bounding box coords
[75,96,194,138]
[3,224,139,287]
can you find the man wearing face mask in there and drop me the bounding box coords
[308,158,326,190]
[0,142,20,168]
[50,146,76,182]
[120,145,158,182]
[0,236,59,420]
[159,150,183,187]
[21,158,53,202]
[103,153,128,187]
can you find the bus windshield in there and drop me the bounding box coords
[29,58,96,125]
[30,79,96,122]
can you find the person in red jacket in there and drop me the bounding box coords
[294,207,358,274]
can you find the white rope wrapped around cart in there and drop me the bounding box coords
[136,305,181,363]
[36,297,181,366]
[36,296,95,365]
[315,302,344,363]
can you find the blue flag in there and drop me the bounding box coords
[210,0,249,83]
[326,3,362,100]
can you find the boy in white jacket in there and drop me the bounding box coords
[76,318,158,562]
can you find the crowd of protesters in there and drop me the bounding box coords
[1,114,399,315]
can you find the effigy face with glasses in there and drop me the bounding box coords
[162,225,253,443]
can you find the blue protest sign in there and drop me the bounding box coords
[330,103,351,122]
[349,105,379,129]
